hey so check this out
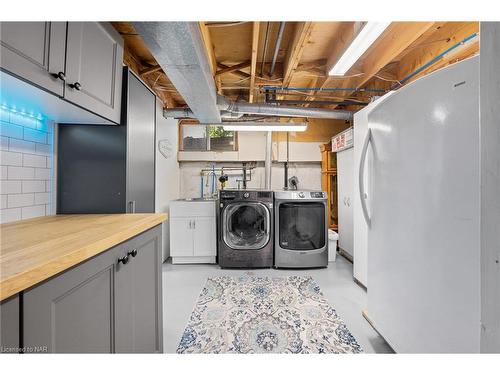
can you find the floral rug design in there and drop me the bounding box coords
[177,275,363,354]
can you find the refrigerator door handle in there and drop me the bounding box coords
[359,128,372,227]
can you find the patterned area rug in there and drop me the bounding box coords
[177,275,363,354]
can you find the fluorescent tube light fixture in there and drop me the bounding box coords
[329,22,391,76]
[222,122,308,132]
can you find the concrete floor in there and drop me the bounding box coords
[162,255,393,353]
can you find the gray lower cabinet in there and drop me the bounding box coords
[115,226,163,353]
[0,22,67,96]
[22,225,162,353]
[0,295,20,353]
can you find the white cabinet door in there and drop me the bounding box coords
[337,147,354,258]
[169,218,193,257]
[65,22,123,124]
[0,22,67,96]
[193,217,216,257]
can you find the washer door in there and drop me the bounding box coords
[223,202,270,250]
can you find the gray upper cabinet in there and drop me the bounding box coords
[0,22,67,96]
[22,225,163,353]
[0,22,123,124]
[65,22,124,124]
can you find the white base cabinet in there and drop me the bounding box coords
[169,200,216,264]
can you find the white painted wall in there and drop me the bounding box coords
[480,22,500,353]
[178,161,321,199]
[155,99,180,262]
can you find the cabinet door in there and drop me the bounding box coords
[23,245,121,353]
[193,217,216,257]
[126,70,156,213]
[0,22,66,96]
[0,295,19,353]
[337,148,354,257]
[65,22,123,123]
[115,226,163,353]
[169,218,193,256]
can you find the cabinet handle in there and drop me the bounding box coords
[128,200,136,213]
[68,81,82,91]
[128,249,138,258]
[193,220,196,229]
[118,255,129,265]
[50,71,66,81]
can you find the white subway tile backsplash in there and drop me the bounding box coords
[0,122,24,139]
[0,108,10,122]
[0,136,8,150]
[9,138,36,154]
[34,168,50,180]
[0,207,22,223]
[34,192,50,205]
[35,143,51,156]
[7,193,34,208]
[21,205,45,220]
[0,150,23,166]
[8,166,35,180]
[2,109,53,223]
[22,180,46,193]
[10,113,39,129]
[1,180,22,194]
[24,127,47,144]
[23,154,46,168]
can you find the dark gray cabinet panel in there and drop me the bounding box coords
[22,225,163,353]
[23,246,120,353]
[0,295,20,354]
[57,124,126,214]
[65,22,124,124]
[0,22,67,96]
[126,72,156,213]
[115,226,163,353]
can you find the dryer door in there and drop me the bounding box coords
[278,202,326,250]
[223,202,270,250]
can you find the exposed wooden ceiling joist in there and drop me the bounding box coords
[282,22,314,88]
[249,22,260,103]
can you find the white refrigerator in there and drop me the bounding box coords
[362,56,481,352]
[352,93,394,288]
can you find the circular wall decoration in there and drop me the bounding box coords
[158,139,174,159]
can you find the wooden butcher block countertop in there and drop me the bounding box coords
[0,214,167,301]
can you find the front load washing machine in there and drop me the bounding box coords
[274,190,328,268]
[218,189,273,268]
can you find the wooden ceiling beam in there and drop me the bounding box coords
[282,22,314,88]
[306,22,435,107]
[198,22,222,95]
[215,61,251,76]
[249,22,260,103]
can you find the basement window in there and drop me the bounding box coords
[180,124,237,151]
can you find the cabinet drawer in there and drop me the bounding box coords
[169,201,216,218]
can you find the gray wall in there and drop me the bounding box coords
[480,22,500,353]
